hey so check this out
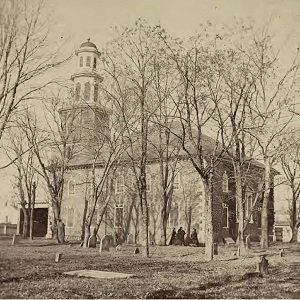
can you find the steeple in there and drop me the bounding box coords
[71,39,103,103]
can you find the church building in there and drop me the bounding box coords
[55,40,276,245]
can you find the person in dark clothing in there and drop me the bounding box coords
[177,227,186,246]
[190,228,200,246]
[169,228,176,245]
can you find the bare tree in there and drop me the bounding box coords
[102,20,166,257]
[280,133,300,242]
[245,31,298,248]
[0,0,68,150]
[5,123,39,239]
[21,93,80,240]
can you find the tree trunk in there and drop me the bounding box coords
[21,206,29,239]
[290,222,299,243]
[29,183,36,241]
[261,156,270,249]
[187,205,192,238]
[83,224,91,248]
[52,202,60,241]
[81,199,89,241]
[162,214,168,246]
[236,165,246,253]
[204,175,214,261]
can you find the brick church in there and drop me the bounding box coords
[49,40,276,244]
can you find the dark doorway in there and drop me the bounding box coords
[19,208,48,237]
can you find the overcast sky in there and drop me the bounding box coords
[1,0,300,205]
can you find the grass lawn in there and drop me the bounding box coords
[0,238,299,299]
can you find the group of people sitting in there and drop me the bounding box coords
[169,227,200,247]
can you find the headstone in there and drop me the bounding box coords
[99,235,110,252]
[224,237,236,246]
[12,234,19,245]
[55,252,62,262]
[88,234,97,248]
[213,243,218,255]
[245,235,251,250]
[127,233,134,244]
[257,255,269,275]
[236,247,241,256]
[116,244,122,251]
[134,247,140,254]
[279,248,284,257]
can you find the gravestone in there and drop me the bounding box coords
[213,243,218,255]
[99,235,110,252]
[224,237,236,246]
[279,248,285,257]
[245,235,251,250]
[55,252,62,262]
[134,247,140,254]
[236,247,241,256]
[12,234,20,246]
[257,255,269,275]
[127,233,134,244]
[88,234,97,248]
[116,244,122,251]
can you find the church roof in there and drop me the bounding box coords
[80,40,97,49]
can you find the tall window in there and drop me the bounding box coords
[115,175,124,194]
[68,180,76,195]
[257,207,262,228]
[66,207,75,228]
[245,193,254,223]
[75,83,81,101]
[94,83,99,102]
[173,174,180,190]
[84,82,91,102]
[146,176,151,192]
[93,57,97,69]
[114,205,123,228]
[222,171,229,193]
[86,56,91,67]
[79,56,83,67]
[222,203,229,228]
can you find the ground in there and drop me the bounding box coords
[0,238,299,299]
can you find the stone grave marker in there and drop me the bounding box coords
[279,248,285,257]
[55,252,62,262]
[116,244,122,251]
[236,247,241,256]
[88,234,97,248]
[99,235,110,252]
[245,235,251,250]
[213,243,218,255]
[134,247,140,254]
[257,255,269,275]
[127,233,134,244]
[224,237,236,246]
[12,234,21,246]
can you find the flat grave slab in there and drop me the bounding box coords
[64,269,134,279]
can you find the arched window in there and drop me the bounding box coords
[75,83,81,101]
[93,57,97,69]
[68,180,76,195]
[86,56,91,67]
[222,171,228,193]
[115,175,124,194]
[66,207,75,228]
[84,82,91,102]
[79,57,83,67]
[94,83,99,102]
[222,203,229,228]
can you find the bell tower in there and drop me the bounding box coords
[71,39,102,104]
[59,39,110,156]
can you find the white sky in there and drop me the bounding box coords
[1,0,300,207]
